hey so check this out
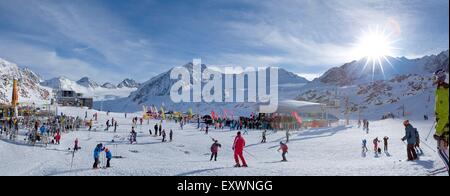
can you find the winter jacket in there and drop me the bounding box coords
[435,83,449,137]
[233,135,246,152]
[210,143,222,153]
[39,126,46,134]
[93,147,104,159]
[402,124,417,145]
[106,151,112,159]
[279,144,288,153]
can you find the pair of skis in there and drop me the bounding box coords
[427,167,448,176]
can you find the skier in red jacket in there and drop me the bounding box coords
[233,131,247,167]
[278,141,288,162]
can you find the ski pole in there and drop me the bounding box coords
[425,121,436,141]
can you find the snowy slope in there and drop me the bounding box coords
[0,58,51,104]
[0,107,446,176]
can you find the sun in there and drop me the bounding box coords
[352,26,399,81]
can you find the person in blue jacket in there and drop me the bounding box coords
[105,148,112,168]
[401,120,418,161]
[39,124,46,136]
[93,143,105,169]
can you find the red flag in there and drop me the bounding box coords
[292,112,303,126]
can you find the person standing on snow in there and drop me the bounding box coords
[55,131,61,145]
[114,121,118,133]
[432,69,449,172]
[154,124,158,136]
[373,137,380,154]
[210,140,222,161]
[159,124,162,136]
[414,129,423,155]
[232,131,247,167]
[383,136,389,152]
[74,138,79,151]
[88,119,93,131]
[205,125,209,134]
[362,139,369,153]
[278,141,288,162]
[402,120,418,161]
[169,129,173,142]
[286,130,290,143]
[93,143,105,169]
[105,120,110,131]
[261,130,267,143]
[105,148,112,168]
[162,130,166,142]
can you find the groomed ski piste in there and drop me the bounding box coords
[0,106,447,176]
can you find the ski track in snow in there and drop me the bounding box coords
[0,107,447,176]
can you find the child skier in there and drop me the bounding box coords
[373,137,380,154]
[261,130,267,143]
[278,141,288,162]
[74,138,79,151]
[105,148,112,168]
[210,140,222,161]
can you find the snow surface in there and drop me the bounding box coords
[0,106,446,176]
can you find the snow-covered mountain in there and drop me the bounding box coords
[76,77,99,89]
[0,58,51,104]
[117,79,140,88]
[296,50,449,120]
[101,82,117,89]
[98,63,309,114]
[41,77,137,101]
[317,50,449,86]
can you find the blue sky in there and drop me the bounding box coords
[0,0,448,83]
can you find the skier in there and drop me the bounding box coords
[88,119,93,131]
[169,129,173,142]
[261,130,267,143]
[125,113,127,118]
[210,140,222,161]
[55,131,61,145]
[414,129,423,154]
[130,127,137,144]
[74,138,79,151]
[140,118,143,125]
[278,141,288,162]
[232,131,247,167]
[93,143,104,169]
[114,121,118,133]
[433,69,449,171]
[205,125,209,134]
[105,148,112,168]
[362,139,369,153]
[159,124,162,136]
[162,130,166,142]
[154,124,158,136]
[401,120,418,161]
[373,137,380,154]
[148,128,152,135]
[286,130,290,143]
[383,136,389,152]
[105,120,110,131]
